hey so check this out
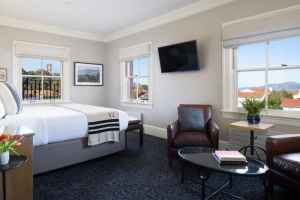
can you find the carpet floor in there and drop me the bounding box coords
[34,133,298,200]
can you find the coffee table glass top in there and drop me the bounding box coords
[178,147,268,176]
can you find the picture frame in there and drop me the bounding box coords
[0,68,7,82]
[74,62,103,86]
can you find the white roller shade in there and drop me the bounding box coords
[14,41,69,60]
[120,43,151,60]
[223,6,300,48]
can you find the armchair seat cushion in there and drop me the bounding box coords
[174,132,210,148]
[273,152,300,180]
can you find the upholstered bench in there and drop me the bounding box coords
[125,114,144,149]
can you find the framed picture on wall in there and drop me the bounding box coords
[74,62,103,86]
[0,68,7,82]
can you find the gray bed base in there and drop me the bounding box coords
[33,131,126,175]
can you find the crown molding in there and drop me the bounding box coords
[104,0,236,42]
[222,3,300,27]
[0,0,236,42]
[0,16,105,42]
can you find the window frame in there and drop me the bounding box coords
[12,41,71,104]
[120,51,153,108]
[20,57,64,103]
[230,36,300,115]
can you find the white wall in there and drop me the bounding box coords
[105,0,300,139]
[1,0,300,140]
[0,26,106,106]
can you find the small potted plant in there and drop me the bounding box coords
[241,98,265,124]
[0,134,24,165]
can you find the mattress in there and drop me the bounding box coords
[0,104,129,146]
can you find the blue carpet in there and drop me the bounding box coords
[34,133,298,200]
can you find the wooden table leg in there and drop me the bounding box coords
[2,172,6,200]
[250,130,255,156]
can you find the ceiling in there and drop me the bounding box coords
[0,0,199,33]
[0,0,235,41]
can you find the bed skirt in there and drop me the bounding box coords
[33,131,126,175]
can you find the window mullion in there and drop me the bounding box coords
[233,48,239,108]
[265,41,269,110]
[136,77,139,101]
[237,68,267,72]
[41,76,44,100]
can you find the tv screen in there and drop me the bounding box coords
[158,40,199,73]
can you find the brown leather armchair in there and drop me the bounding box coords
[266,134,300,191]
[167,104,219,167]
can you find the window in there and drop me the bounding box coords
[13,41,70,103]
[120,43,152,106]
[21,57,63,101]
[122,56,151,104]
[236,36,300,111]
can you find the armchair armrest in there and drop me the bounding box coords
[266,134,300,166]
[167,120,179,147]
[207,119,220,149]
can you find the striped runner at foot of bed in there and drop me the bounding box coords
[88,118,120,146]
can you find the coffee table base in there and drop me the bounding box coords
[198,175,245,200]
[178,147,270,200]
[181,166,267,200]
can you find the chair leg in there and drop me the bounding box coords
[139,125,144,147]
[125,130,128,150]
[168,158,173,168]
[268,180,274,194]
[168,149,175,168]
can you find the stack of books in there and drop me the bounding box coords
[213,151,248,165]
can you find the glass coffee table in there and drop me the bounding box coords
[178,147,269,200]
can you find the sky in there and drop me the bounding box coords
[238,36,300,88]
[132,56,149,85]
[22,58,62,75]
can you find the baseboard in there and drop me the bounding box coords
[143,124,230,147]
[144,124,167,139]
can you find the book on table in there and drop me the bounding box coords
[213,150,248,165]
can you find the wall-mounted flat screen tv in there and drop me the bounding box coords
[158,40,199,73]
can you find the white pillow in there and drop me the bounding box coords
[0,99,5,119]
[0,82,22,114]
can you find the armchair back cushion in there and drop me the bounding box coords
[178,105,211,132]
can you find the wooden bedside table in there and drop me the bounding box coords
[0,126,34,200]
[230,121,274,159]
[0,155,27,200]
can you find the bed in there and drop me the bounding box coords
[0,103,129,174]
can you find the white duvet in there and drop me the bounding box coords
[0,104,129,146]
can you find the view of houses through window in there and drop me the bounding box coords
[124,56,150,103]
[21,57,63,101]
[237,36,300,111]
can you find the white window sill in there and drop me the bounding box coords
[222,109,300,127]
[22,100,71,105]
[121,101,153,109]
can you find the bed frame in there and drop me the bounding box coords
[33,131,126,175]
